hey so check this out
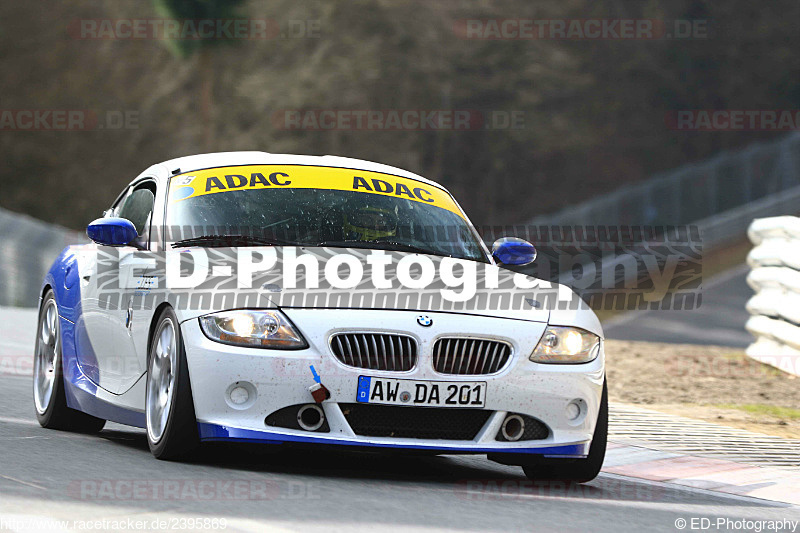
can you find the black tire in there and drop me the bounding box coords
[522,380,608,484]
[145,306,200,460]
[34,290,106,433]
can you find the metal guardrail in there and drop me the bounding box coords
[0,207,85,307]
[697,183,800,249]
[744,216,800,376]
[513,134,800,299]
[526,132,800,243]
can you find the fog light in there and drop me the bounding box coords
[230,386,249,405]
[566,401,582,421]
[225,381,257,409]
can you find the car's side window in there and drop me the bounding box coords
[116,181,156,249]
[105,186,130,218]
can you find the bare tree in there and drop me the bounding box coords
[152,0,247,150]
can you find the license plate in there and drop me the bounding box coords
[356,376,487,407]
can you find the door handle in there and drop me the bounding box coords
[81,268,95,285]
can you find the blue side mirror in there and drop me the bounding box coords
[87,217,138,246]
[492,237,537,266]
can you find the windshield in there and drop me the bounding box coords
[167,165,488,262]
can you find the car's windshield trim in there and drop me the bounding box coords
[167,168,491,263]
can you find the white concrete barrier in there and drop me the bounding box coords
[745,216,800,376]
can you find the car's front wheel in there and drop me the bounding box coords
[145,307,199,460]
[522,380,608,484]
[34,290,105,433]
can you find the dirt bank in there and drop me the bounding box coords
[605,339,800,438]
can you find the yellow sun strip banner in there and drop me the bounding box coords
[169,165,466,219]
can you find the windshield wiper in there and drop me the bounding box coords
[171,235,301,248]
[312,240,453,258]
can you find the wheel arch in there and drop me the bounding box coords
[147,302,175,358]
[40,283,53,305]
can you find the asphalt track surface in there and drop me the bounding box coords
[604,264,754,348]
[1,306,797,532]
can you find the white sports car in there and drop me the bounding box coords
[34,152,607,482]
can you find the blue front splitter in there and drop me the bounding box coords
[197,423,589,458]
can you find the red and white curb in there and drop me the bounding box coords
[604,441,800,505]
[607,404,800,506]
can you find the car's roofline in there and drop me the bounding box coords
[129,152,494,263]
[134,152,449,192]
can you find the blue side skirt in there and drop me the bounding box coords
[64,378,146,428]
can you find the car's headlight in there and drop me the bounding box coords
[199,310,307,349]
[530,326,600,364]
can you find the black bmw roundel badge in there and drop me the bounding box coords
[416,315,432,327]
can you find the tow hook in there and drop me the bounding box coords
[308,365,331,403]
[308,383,330,403]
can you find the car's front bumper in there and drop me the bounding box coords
[181,309,604,458]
